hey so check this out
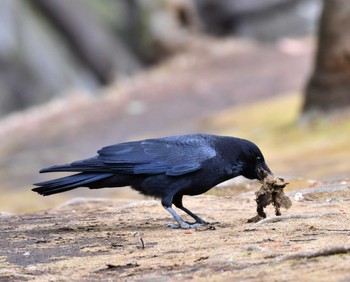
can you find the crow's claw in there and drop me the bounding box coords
[167,222,206,229]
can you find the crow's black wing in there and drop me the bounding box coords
[96,135,216,176]
[40,135,217,175]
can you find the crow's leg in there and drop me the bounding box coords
[162,196,204,229]
[173,194,208,225]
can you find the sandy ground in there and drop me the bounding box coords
[1,181,349,281]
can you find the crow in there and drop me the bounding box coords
[33,134,272,229]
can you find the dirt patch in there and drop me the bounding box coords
[0,182,349,281]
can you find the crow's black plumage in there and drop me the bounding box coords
[33,134,272,228]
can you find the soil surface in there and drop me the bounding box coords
[1,181,349,281]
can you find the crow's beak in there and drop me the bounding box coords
[256,162,273,180]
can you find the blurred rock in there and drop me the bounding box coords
[0,0,323,118]
[92,0,200,66]
[195,0,322,40]
[0,0,102,116]
[0,0,204,118]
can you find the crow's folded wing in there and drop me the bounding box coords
[96,136,216,176]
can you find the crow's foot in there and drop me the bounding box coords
[167,222,206,229]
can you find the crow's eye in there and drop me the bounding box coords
[256,156,262,162]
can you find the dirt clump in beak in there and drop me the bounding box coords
[248,168,292,223]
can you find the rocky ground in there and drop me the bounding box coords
[1,180,349,281]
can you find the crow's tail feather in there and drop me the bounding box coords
[32,172,114,196]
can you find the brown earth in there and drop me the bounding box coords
[1,181,349,281]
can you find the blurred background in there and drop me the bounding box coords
[1,0,349,213]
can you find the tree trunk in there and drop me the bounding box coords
[303,0,350,115]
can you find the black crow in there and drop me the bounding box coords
[33,134,272,229]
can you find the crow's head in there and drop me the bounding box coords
[240,140,272,180]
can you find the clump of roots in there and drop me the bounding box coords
[248,168,292,223]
